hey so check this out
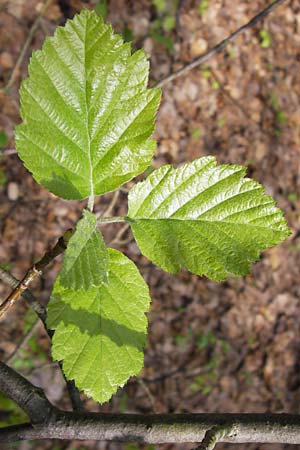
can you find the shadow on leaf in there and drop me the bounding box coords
[48,298,146,350]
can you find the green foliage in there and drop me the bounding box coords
[151,30,174,51]
[16,9,161,200]
[95,0,108,19]
[259,29,272,48]
[152,0,167,13]
[11,334,47,371]
[0,393,28,427]
[123,25,134,43]
[191,128,202,140]
[150,0,176,51]
[60,209,108,289]
[127,156,290,281]
[198,0,210,15]
[196,330,217,349]
[0,166,7,186]
[0,130,8,147]
[14,10,291,406]
[287,192,298,203]
[163,15,176,32]
[47,248,151,403]
[275,111,287,125]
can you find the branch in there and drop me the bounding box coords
[155,0,287,88]
[0,231,71,319]
[0,361,53,424]
[1,362,300,445]
[2,411,300,444]
[0,268,46,322]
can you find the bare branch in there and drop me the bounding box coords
[0,268,46,322]
[2,362,300,445]
[155,0,287,88]
[109,223,131,246]
[0,231,71,319]
[0,361,53,424]
[2,410,300,444]
[102,190,120,218]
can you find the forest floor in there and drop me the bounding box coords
[0,1,300,450]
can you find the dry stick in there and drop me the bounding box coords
[96,190,120,219]
[109,223,130,246]
[0,230,71,319]
[103,190,120,217]
[2,0,52,93]
[155,0,287,89]
[0,268,46,322]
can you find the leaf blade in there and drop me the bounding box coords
[127,157,291,281]
[60,210,108,290]
[16,9,161,199]
[47,248,150,403]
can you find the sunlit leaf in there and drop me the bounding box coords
[47,248,150,403]
[60,209,108,289]
[127,156,290,281]
[16,9,161,200]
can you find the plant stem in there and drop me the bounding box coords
[87,195,94,212]
[97,215,126,224]
[0,230,71,319]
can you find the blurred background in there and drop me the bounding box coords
[0,0,299,449]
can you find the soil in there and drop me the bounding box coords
[0,1,300,450]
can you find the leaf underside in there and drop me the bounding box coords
[60,209,108,290]
[47,248,150,404]
[127,156,290,281]
[16,9,161,200]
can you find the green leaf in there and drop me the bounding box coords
[152,0,167,13]
[259,29,271,48]
[162,15,175,32]
[60,209,108,289]
[47,248,150,403]
[127,156,290,281]
[0,131,8,148]
[15,9,161,200]
[95,0,108,19]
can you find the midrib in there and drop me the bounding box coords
[83,17,94,206]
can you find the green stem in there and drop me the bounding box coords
[97,216,127,224]
[87,195,94,212]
